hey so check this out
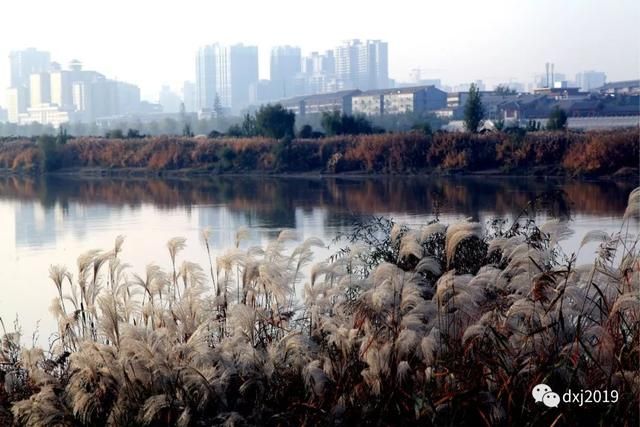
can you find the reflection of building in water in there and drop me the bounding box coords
[195,205,332,247]
[195,206,255,248]
[14,203,58,249]
[14,202,116,249]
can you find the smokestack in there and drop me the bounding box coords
[551,63,555,88]
[545,62,550,87]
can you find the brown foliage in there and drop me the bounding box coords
[563,129,640,175]
[0,130,637,177]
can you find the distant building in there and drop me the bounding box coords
[9,48,51,88]
[18,104,76,128]
[29,73,51,107]
[533,86,584,98]
[50,69,74,108]
[352,86,447,116]
[270,46,302,99]
[281,90,361,116]
[302,50,335,76]
[195,45,218,111]
[352,92,383,115]
[0,106,8,122]
[400,73,443,90]
[6,87,28,123]
[216,44,259,112]
[115,81,141,115]
[6,49,52,123]
[575,71,607,92]
[22,60,140,125]
[182,81,196,112]
[493,81,525,93]
[250,80,278,105]
[451,80,486,93]
[334,39,388,91]
[159,85,182,113]
[598,80,640,96]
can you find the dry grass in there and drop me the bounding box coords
[0,189,638,426]
[0,130,637,176]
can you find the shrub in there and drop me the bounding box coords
[563,130,640,175]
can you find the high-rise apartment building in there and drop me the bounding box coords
[50,69,74,108]
[302,50,335,76]
[195,45,218,111]
[216,44,259,112]
[29,72,51,107]
[9,48,51,88]
[182,81,196,112]
[6,49,52,123]
[270,46,301,99]
[196,43,259,112]
[6,87,28,123]
[159,85,182,113]
[298,50,337,95]
[334,39,388,91]
[575,71,607,91]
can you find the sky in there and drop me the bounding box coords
[0,0,638,102]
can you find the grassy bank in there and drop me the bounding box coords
[0,129,637,178]
[0,189,638,426]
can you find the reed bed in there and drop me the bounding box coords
[1,129,638,176]
[0,189,638,426]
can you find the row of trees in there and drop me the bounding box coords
[222,105,386,139]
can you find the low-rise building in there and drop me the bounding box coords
[352,91,383,115]
[352,86,446,116]
[598,80,640,96]
[18,103,77,127]
[281,90,361,117]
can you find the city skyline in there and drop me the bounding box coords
[0,0,638,102]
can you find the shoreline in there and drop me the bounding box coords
[0,165,637,182]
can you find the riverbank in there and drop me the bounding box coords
[1,165,635,182]
[0,129,637,179]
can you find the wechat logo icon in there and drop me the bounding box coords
[532,384,560,408]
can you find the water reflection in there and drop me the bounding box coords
[0,175,634,223]
[0,175,635,345]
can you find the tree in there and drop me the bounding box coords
[321,111,342,136]
[320,111,375,136]
[546,106,568,130]
[182,123,194,137]
[464,83,484,133]
[240,113,258,137]
[105,129,125,139]
[298,124,313,139]
[38,134,63,171]
[255,104,295,139]
[411,122,432,135]
[494,84,517,96]
[126,129,143,139]
[227,124,244,137]
[208,129,222,138]
[213,95,224,118]
[56,126,70,145]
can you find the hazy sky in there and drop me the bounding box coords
[1,0,638,102]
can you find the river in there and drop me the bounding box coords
[0,175,636,346]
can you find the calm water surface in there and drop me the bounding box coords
[0,175,636,344]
